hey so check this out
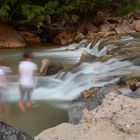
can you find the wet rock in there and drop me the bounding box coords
[95,55,113,62]
[0,122,33,140]
[68,102,86,124]
[81,87,98,98]
[68,86,114,124]
[40,59,64,75]
[78,52,96,64]
[106,44,120,55]
[85,86,115,110]
[119,76,140,92]
[126,79,140,91]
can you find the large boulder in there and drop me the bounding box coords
[0,24,26,48]
[40,59,64,75]
[0,122,33,140]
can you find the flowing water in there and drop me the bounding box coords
[0,35,140,136]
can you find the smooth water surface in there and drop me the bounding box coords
[0,45,69,137]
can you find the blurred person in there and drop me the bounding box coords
[18,51,38,112]
[0,59,11,114]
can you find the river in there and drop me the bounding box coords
[0,35,140,137]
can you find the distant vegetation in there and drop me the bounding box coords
[0,0,140,28]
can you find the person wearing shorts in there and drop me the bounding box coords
[18,51,37,112]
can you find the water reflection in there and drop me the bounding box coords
[0,102,68,137]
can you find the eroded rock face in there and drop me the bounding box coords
[0,122,33,140]
[0,24,26,48]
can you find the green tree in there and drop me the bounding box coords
[0,0,140,27]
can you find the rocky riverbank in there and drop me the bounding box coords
[35,86,140,140]
[53,10,140,46]
[0,10,140,48]
[35,23,140,140]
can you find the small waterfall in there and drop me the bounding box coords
[5,59,140,109]
[4,36,140,109]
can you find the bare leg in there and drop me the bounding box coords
[25,88,33,108]
[18,85,26,112]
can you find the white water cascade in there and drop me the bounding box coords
[4,37,140,109]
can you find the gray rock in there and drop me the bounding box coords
[68,86,114,124]
[68,100,87,124]
[0,122,33,140]
[86,86,115,110]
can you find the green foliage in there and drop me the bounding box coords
[94,0,113,10]
[0,0,140,27]
[21,4,46,28]
[71,15,79,23]
[1,0,17,4]
[0,5,10,18]
[112,0,140,16]
[45,1,59,15]
[114,5,134,16]
[0,0,17,20]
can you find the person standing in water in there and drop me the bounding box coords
[0,59,11,114]
[18,51,38,112]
